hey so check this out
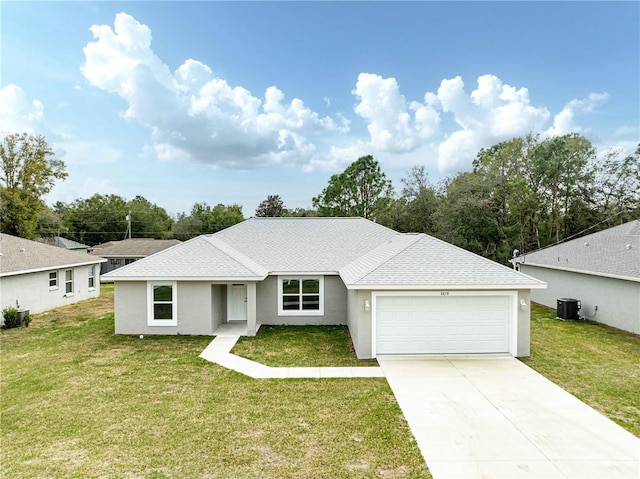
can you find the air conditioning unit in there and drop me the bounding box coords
[557,298,581,320]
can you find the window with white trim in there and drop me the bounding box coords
[88,265,95,289]
[147,282,177,326]
[65,269,73,294]
[49,271,58,289]
[278,276,324,316]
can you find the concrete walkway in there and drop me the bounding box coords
[379,356,640,479]
[199,335,385,379]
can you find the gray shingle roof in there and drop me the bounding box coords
[105,217,545,289]
[515,219,640,281]
[105,218,396,279]
[0,233,105,277]
[89,238,181,258]
[341,233,545,288]
[102,236,267,279]
[39,236,89,250]
[213,217,397,272]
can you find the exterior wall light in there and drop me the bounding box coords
[520,299,527,310]
[364,299,370,312]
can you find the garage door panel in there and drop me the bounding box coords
[376,295,511,355]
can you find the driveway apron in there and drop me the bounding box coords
[378,356,640,479]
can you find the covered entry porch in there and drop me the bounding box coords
[211,282,259,336]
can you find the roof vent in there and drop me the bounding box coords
[626,244,633,250]
[19,248,26,253]
[584,242,589,247]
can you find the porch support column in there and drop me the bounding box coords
[246,282,257,336]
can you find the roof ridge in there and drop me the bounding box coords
[339,233,421,284]
[204,236,268,276]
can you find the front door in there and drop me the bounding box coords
[227,284,247,321]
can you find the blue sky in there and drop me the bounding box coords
[2,1,638,217]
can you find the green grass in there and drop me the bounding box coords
[233,325,378,367]
[521,302,640,437]
[1,288,430,478]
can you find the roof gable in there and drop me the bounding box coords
[516,220,640,281]
[101,235,268,279]
[341,233,546,288]
[0,233,104,276]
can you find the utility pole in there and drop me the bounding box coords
[125,210,132,240]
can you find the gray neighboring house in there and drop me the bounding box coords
[514,219,640,335]
[105,217,545,359]
[90,238,181,274]
[39,236,90,253]
[0,233,106,315]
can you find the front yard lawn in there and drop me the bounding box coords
[233,325,378,367]
[1,286,429,478]
[522,302,640,437]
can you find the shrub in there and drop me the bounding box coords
[1,307,30,329]
[2,307,20,329]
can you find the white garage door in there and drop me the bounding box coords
[376,295,511,355]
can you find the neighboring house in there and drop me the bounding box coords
[38,236,90,253]
[0,233,106,315]
[514,219,640,335]
[89,238,181,274]
[105,218,545,359]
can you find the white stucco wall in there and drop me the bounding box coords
[114,281,217,335]
[0,264,102,315]
[520,265,640,334]
[256,275,348,325]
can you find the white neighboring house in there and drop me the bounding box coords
[0,233,106,316]
[514,219,640,334]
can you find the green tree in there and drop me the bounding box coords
[312,155,394,220]
[59,194,129,245]
[471,133,599,260]
[35,206,66,239]
[128,195,173,239]
[592,144,640,226]
[59,194,174,244]
[173,202,244,239]
[284,207,317,217]
[399,165,439,233]
[0,132,67,238]
[432,172,504,260]
[255,195,285,217]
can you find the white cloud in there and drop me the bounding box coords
[545,92,609,137]
[433,75,551,172]
[614,125,639,137]
[79,13,615,177]
[82,13,339,169]
[341,73,556,174]
[0,84,45,133]
[353,73,439,152]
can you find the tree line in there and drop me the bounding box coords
[1,131,638,263]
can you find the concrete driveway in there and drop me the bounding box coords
[378,356,640,479]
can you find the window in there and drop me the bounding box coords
[65,269,73,295]
[278,276,324,316]
[110,258,122,265]
[147,282,177,326]
[124,258,136,265]
[49,271,58,289]
[88,265,95,289]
